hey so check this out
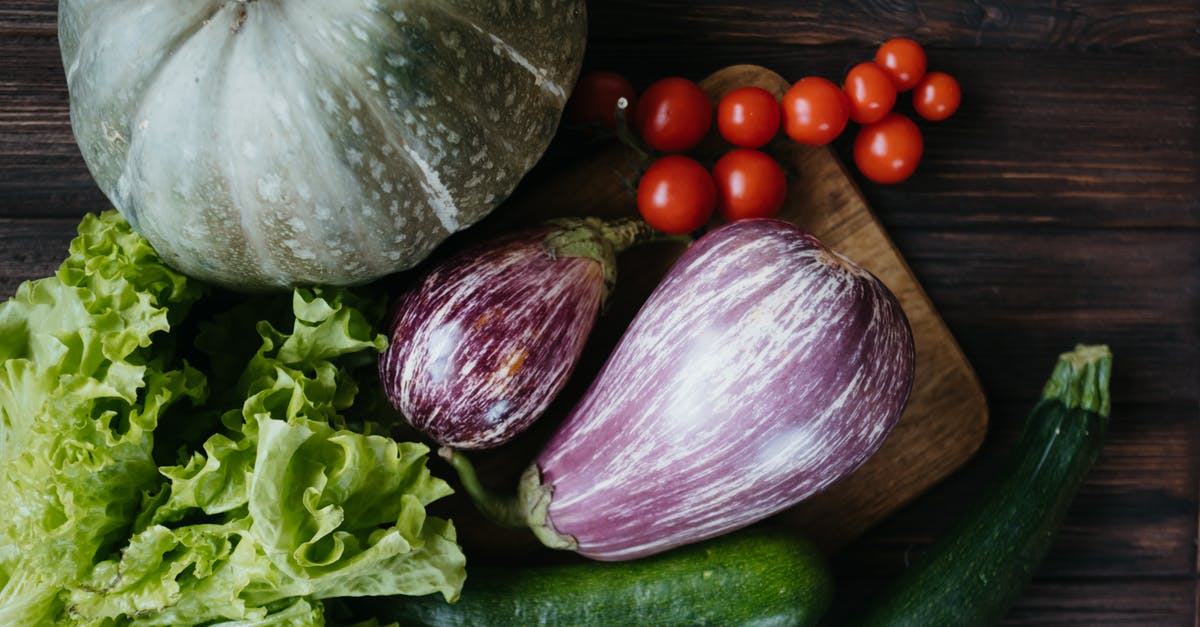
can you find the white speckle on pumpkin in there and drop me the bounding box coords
[369,158,384,181]
[284,239,316,261]
[366,66,378,77]
[391,10,407,23]
[382,181,394,193]
[345,148,364,166]
[293,44,310,68]
[317,89,337,113]
[351,24,368,42]
[288,217,308,233]
[347,93,361,111]
[349,116,363,135]
[257,174,282,202]
[401,144,459,232]
[386,52,408,67]
[387,250,402,261]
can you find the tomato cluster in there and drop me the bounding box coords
[564,38,961,234]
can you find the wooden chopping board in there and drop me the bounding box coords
[449,64,988,554]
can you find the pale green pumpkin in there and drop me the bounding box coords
[59,0,586,290]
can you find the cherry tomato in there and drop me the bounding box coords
[637,155,716,234]
[843,62,897,125]
[781,77,851,146]
[717,86,781,149]
[914,71,962,121]
[853,113,924,184]
[565,70,637,130]
[875,38,927,91]
[635,77,713,153]
[712,149,788,221]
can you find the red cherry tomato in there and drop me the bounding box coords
[712,149,788,221]
[565,70,637,130]
[853,113,924,184]
[875,38,927,91]
[914,71,962,121]
[635,77,713,153]
[717,86,781,149]
[637,155,717,234]
[843,62,897,125]
[781,77,851,146]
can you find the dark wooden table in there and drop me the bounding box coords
[2,2,1197,625]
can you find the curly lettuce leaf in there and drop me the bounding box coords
[66,288,465,626]
[0,211,206,623]
[0,212,465,626]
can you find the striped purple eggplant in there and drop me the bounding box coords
[446,218,914,560]
[379,217,656,450]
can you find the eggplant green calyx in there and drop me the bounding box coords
[542,217,675,305]
[1041,344,1112,418]
[438,447,577,551]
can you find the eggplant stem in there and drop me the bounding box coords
[543,216,689,306]
[438,447,529,529]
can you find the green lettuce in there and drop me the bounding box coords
[0,212,465,626]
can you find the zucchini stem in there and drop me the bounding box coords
[1041,344,1112,417]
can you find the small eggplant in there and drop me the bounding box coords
[446,219,915,560]
[379,217,656,450]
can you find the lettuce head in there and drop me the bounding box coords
[0,211,465,626]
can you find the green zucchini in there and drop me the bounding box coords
[853,344,1112,627]
[364,528,832,626]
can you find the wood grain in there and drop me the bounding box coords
[585,1,1200,55]
[893,228,1200,404]
[5,1,1199,53]
[487,64,990,550]
[4,35,1196,231]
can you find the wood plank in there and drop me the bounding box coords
[585,1,1200,55]
[0,217,78,298]
[3,36,1196,230]
[0,2,56,37]
[891,228,1200,404]
[0,35,105,217]
[834,401,1199,579]
[825,577,1196,626]
[7,1,1198,53]
[999,578,1196,626]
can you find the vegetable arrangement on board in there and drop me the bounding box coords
[445,219,915,560]
[0,2,1098,623]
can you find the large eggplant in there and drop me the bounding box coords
[447,218,915,560]
[380,218,656,450]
